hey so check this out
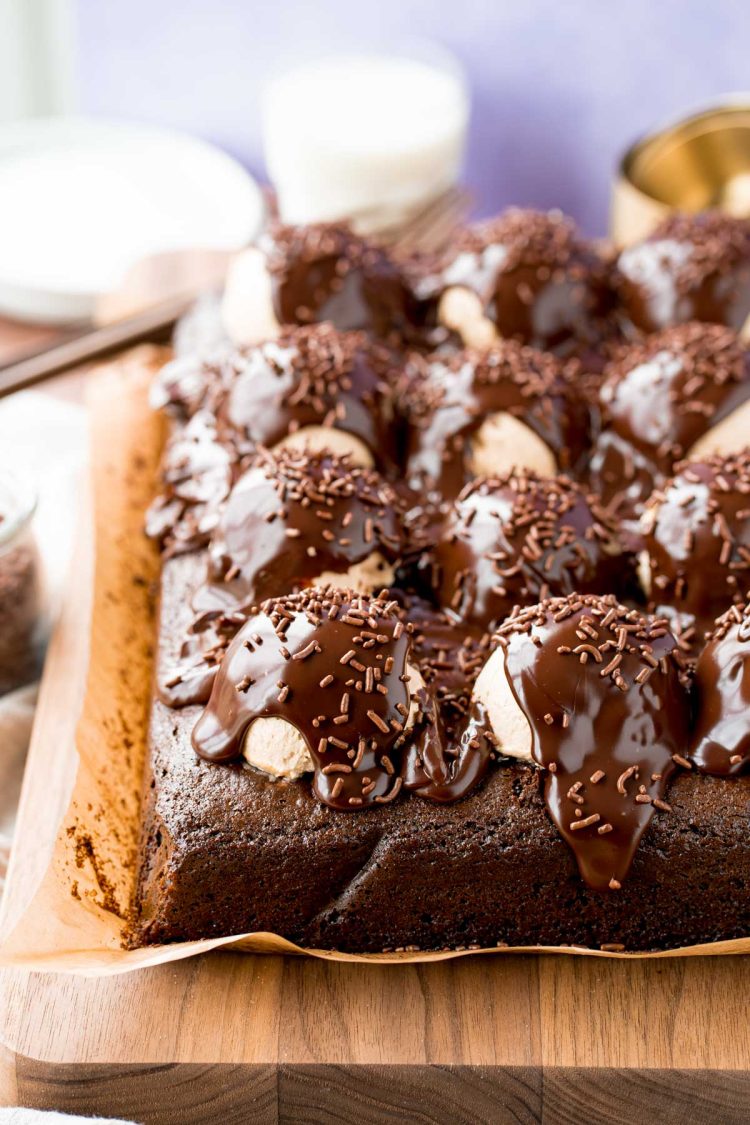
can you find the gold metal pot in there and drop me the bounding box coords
[612,98,750,246]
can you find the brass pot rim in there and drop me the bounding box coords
[620,95,750,197]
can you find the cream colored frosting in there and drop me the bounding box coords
[438,285,499,348]
[221,246,281,346]
[272,426,374,467]
[470,411,557,478]
[687,399,750,462]
[243,660,425,779]
[472,647,534,762]
[317,552,395,595]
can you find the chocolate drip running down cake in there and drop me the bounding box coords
[134,206,750,953]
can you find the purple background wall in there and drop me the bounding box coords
[74,0,750,234]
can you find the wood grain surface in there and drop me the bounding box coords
[0,362,749,1123]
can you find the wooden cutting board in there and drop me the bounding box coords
[1,376,750,1124]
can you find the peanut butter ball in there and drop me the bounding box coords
[429,208,616,357]
[478,594,689,890]
[192,587,418,808]
[402,339,586,502]
[617,211,750,335]
[589,323,750,517]
[221,221,412,344]
[431,470,626,627]
[639,452,750,646]
[196,447,405,611]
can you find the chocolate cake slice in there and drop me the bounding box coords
[134,554,750,952]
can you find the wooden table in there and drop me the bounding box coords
[0,328,749,1124]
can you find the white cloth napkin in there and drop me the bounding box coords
[0,391,87,896]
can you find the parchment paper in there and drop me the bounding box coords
[0,348,747,976]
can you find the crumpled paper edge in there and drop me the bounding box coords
[0,347,748,977]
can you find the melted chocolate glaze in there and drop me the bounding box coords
[196,447,405,612]
[691,601,750,776]
[429,470,629,627]
[192,588,415,809]
[641,452,750,647]
[365,248,451,350]
[144,214,750,897]
[262,222,402,336]
[406,596,493,739]
[617,211,750,335]
[401,598,498,802]
[158,606,246,709]
[188,583,503,809]
[589,322,750,516]
[401,340,587,502]
[418,208,618,357]
[495,594,690,890]
[145,412,234,557]
[150,346,236,421]
[214,325,401,474]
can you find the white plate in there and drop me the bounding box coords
[0,117,264,324]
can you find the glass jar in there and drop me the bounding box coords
[0,470,43,695]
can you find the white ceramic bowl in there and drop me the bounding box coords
[0,117,264,324]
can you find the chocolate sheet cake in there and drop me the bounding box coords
[133,208,750,953]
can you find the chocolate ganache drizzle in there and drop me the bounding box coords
[589,322,750,517]
[145,412,234,557]
[616,211,750,335]
[494,594,690,890]
[195,446,405,612]
[402,340,586,501]
[261,221,407,336]
[190,583,505,809]
[691,600,750,776]
[142,204,750,914]
[430,470,628,627]
[213,324,400,472]
[192,588,415,809]
[640,451,750,646]
[406,597,492,743]
[420,208,616,356]
[158,605,244,710]
[400,598,498,802]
